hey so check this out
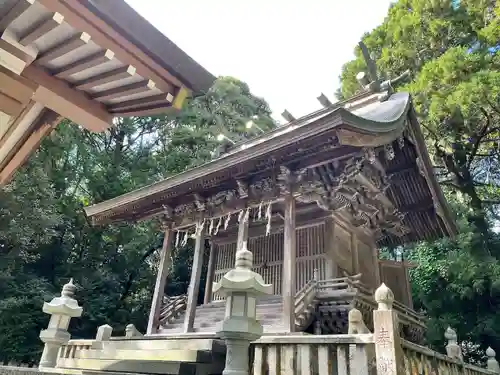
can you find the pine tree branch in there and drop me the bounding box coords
[467,107,490,168]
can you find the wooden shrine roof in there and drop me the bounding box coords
[84,90,457,247]
[0,0,215,185]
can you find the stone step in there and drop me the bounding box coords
[105,338,225,353]
[57,356,223,375]
[161,298,316,333]
[57,337,227,375]
[74,348,214,363]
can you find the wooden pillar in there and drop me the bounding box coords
[324,217,336,279]
[146,224,173,335]
[203,241,217,305]
[183,221,205,333]
[403,262,414,309]
[351,232,360,274]
[373,245,381,286]
[282,195,296,332]
[237,215,249,251]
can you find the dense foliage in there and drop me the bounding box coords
[0,0,499,365]
[0,77,275,364]
[337,0,500,358]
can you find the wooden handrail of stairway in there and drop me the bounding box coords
[159,294,187,325]
[294,271,319,325]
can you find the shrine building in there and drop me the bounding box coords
[84,47,457,343]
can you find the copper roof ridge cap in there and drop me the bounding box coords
[337,92,411,136]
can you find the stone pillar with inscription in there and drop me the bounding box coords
[213,241,272,375]
[373,283,404,375]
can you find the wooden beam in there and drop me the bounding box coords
[0,67,37,103]
[0,0,34,32]
[24,64,112,132]
[36,32,91,65]
[0,38,36,69]
[54,49,114,79]
[92,80,155,102]
[108,92,174,112]
[38,0,186,93]
[19,12,64,46]
[109,105,173,118]
[0,109,60,186]
[146,225,173,335]
[0,101,44,171]
[73,65,136,91]
[0,29,38,72]
[203,241,217,305]
[282,195,296,332]
[183,222,205,333]
[0,92,21,117]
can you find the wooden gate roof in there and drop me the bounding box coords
[0,0,215,185]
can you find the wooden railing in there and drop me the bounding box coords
[158,294,187,326]
[251,334,375,375]
[294,274,318,328]
[402,339,495,375]
[316,273,367,294]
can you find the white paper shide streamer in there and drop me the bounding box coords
[181,231,189,246]
[214,217,222,235]
[208,218,215,235]
[224,213,231,230]
[265,202,272,236]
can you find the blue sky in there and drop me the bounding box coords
[126,0,394,120]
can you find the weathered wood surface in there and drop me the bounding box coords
[183,225,205,333]
[282,195,297,332]
[146,226,173,335]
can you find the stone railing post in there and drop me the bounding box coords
[96,324,113,341]
[213,241,272,375]
[487,347,500,373]
[444,327,463,361]
[373,283,405,375]
[39,279,83,369]
[125,324,143,338]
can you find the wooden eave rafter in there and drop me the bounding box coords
[0,0,214,185]
[0,0,215,122]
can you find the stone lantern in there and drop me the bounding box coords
[39,278,83,369]
[213,241,272,375]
